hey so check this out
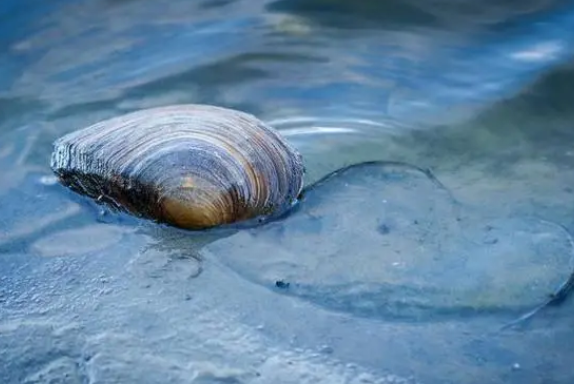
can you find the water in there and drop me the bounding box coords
[2,0,574,383]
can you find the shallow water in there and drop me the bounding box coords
[2,0,574,383]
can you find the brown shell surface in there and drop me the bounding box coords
[50,104,305,230]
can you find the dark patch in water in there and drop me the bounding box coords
[267,0,569,31]
[377,223,391,235]
[265,0,439,29]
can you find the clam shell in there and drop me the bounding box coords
[50,104,305,230]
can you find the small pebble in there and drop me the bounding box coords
[275,280,290,289]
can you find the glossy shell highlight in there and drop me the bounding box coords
[50,104,305,230]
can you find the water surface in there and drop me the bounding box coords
[2,1,574,383]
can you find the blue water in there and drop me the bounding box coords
[2,1,574,383]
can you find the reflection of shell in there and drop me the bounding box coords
[50,104,305,230]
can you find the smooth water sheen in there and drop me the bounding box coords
[2,1,574,383]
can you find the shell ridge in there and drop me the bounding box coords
[50,104,305,229]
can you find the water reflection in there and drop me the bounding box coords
[266,0,569,30]
[2,0,574,383]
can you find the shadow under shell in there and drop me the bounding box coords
[205,162,573,322]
